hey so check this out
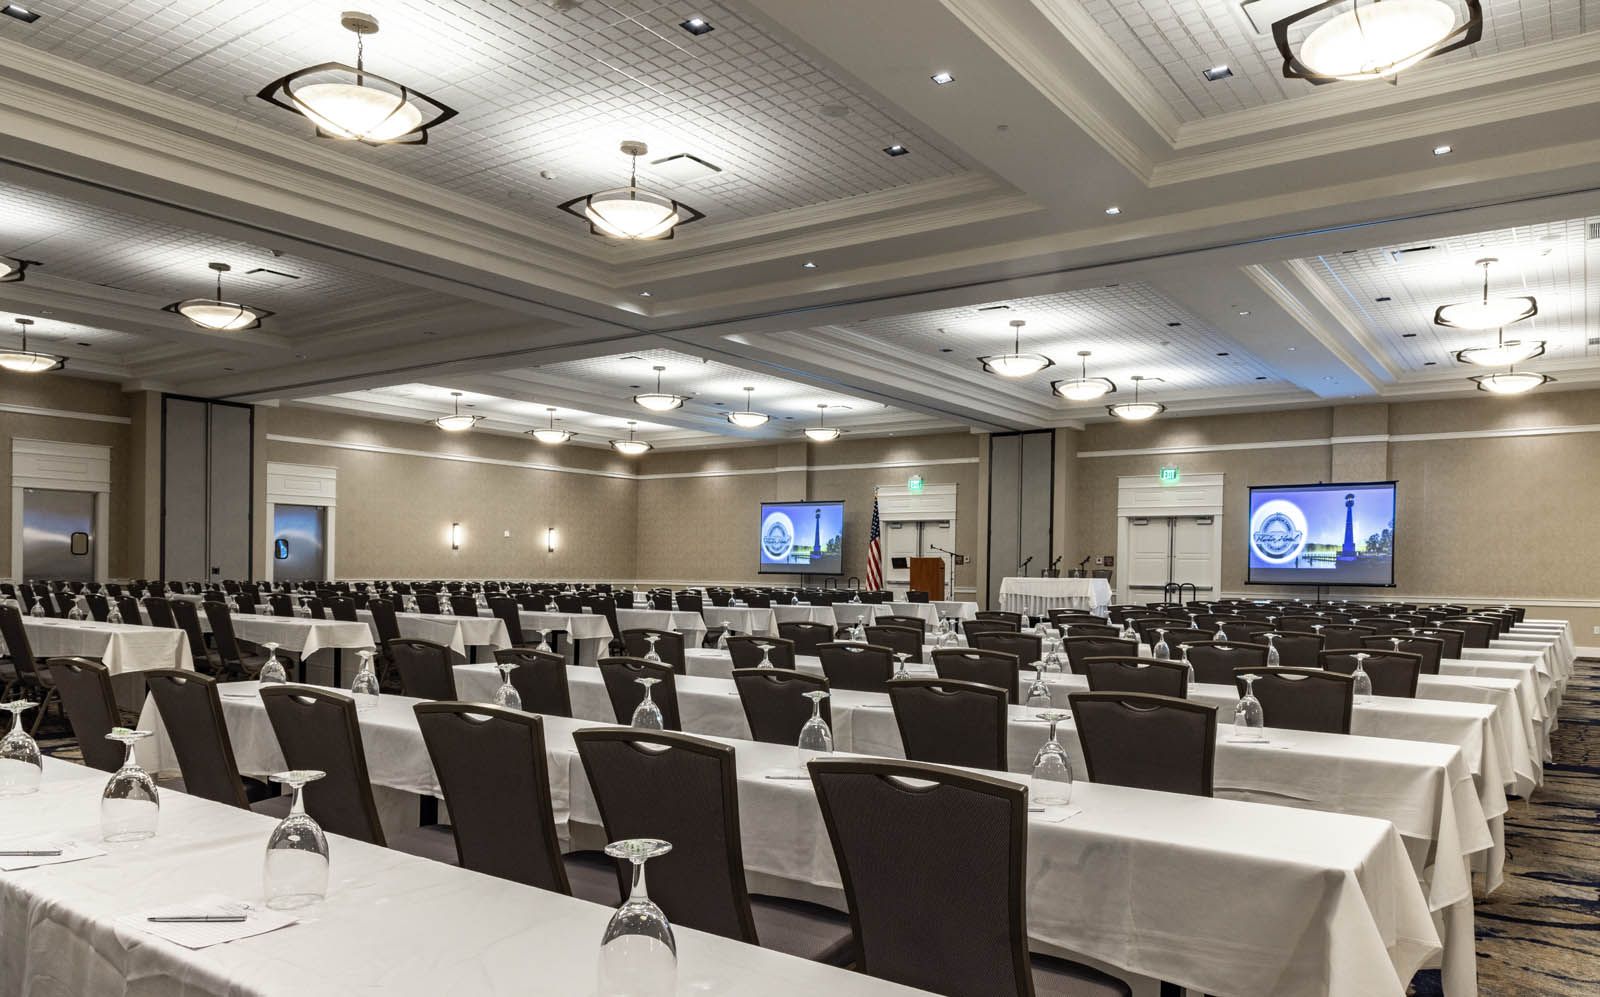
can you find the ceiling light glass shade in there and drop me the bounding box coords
[1053,376,1116,401]
[1454,339,1545,366]
[0,256,33,283]
[1106,401,1165,421]
[1470,370,1553,395]
[1274,0,1482,85]
[726,410,770,428]
[561,141,704,240]
[165,298,269,332]
[0,349,64,374]
[803,426,842,442]
[978,353,1054,377]
[632,391,686,412]
[1434,296,1538,331]
[433,413,480,432]
[529,427,574,444]
[611,438,652,455]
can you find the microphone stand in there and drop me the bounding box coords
[1019,556,1033,578]
[929,545,959,601]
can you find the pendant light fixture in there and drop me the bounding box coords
[726,386,770,428]
[1273,0,1482,85]
[977,320,1053,378]
[633,365,688,412]
[432,391,481,432]
[0,256,37,283]
[162,262,272,331]
[804,404,842,442]
[1453,326,1545,367]
[610,421,653,455]
[259,12,456,146]
[0,318,65,374]
[1052,350,1117,401]
[559,141,704,241]
[1106,375,1164,421]
[1470,367,1554,395]
[528,407,573,444]
[1434,257,1537,331]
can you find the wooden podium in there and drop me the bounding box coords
[908,557,946,601]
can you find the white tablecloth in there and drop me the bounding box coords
[214,614,374,660]
[357,610,508,662]
[10,618,187,675]
[615,608,708,650]
[516,612,614,666]
[884,601,978,625]
[1,760,931,997]
[139,689,1439,997]
[997,577,1112,616]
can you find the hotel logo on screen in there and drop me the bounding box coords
[760,511,795,560]
[1249,500,1308,564]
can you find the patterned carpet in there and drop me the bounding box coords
[1413,658,1600,996]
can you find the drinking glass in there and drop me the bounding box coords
[1178,644,1195,685]
[642,633,662,664]
[1025,666,1053,709]
[535,629,553,655]
[1263,633,1281,668]
[849,619,867,643]
[1389,637,1404,653]
[1213,621,1228,641]
[29,601,44,618]
[67,605,84,621]
[492,660,522,710]
[715,623,734,651]
[1350,652,1373,704]
[106,604,123,624]
[754,642,776,669]
[596,838,676,997]
[631,677,664,729]
[100,729,159,842]
[892,652,911,680]
[440,598,454,616]
[349,650,380,712]
[797,691,833,753]
[1232,674,1267,743]
[1152,628,1171,661]
[0,700,42,796]
[258,642,288,684]
[1119,618,1137,642]
[263,770,329,909]
[1030,712,1074,805]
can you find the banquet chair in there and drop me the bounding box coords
[48,658,126,773]
[932,648,1020,704]
[778,621,834,656]
[202,602,269,680]
[904,590,929,603]
[975,610,1023,626]
[1318,623,1375,651]
[53,591,77,616]
[961,618,1020,639]
[968,631,1042,668]
[889,678,1008,771]
[302,598,326,620]
[387,638,458,701]
[415,592,442,615]
[1319,650,1422,698]
[449,595,480,617]
[675,591,705,617]
[140,597,176,629]
[620,628,686,673]
[1216,620,1273,642]
[727,635,797,670]
[555,593,585,614]
[1057,622,1119,638]
[1232,668,1354,734]
[1441,618,1494,649]
[232,594,256,616]
[83,593,110,622]
[732,668,830,744]
[268,593,296,618]
[817,643,895,693]
[115,596,143,625]
[1067,692,1216,798]
[415,703,616,904]
[1105,604,1146,624]
[648,591,674,612]
[573,728,855,965]
[1410,627,1466,659]
[366,599,404,688]
[1082,657,1189,699]
[168,599,217,674]
[1130,618,1191,644]
[143,669,282,811]
[326,596,358,623]
[494,648,572,717]
[864,625,923,663]
[1181,641,1268,685]
[597,657,681,730]
[808,758,1132,996]
[1277,615,1331,632]
[1049,612,1104,628]
[873,614,927,640]
[744,593,772,608]
[488,598,562,656]
[1153,627,1212,650]
[1362,634,1443,674]
[1063,636,1137,674]
[1267,630,1324,669]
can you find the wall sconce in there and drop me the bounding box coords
[450,522,461,550]
[546,527,559,553]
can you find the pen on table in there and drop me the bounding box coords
[0,849,63,857]
[146,915,249,923]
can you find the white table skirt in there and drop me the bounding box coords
[11,619,186,675]
[515,612,613,666]
[1,760,931,997]
[884,601,979,625]
[137,689,1440,997]
[614,608,707,650]
[357,610,508,661]
[997,577,1111,616]
[212,614,375,660]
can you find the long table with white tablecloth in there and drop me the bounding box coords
[997,577,1112,616]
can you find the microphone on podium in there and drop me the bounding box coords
[1019,556,1033,576]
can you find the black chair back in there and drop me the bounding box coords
[48,657,124,772]
[1362,634,1442,674]
[1318,624,1375,651]
[143,669,252,808]
[494,648,572,717]
[268,593,295,618]
[368,599,403,645]
[1182,641,1269,685]
[726,635,796,670]
[974,611,1022,626]
[1320,649,1422,697]
[1411,627,1466,659]
[326,596,358,622]
[731,668,830,744]
[387,638,457,700]
[140,597,176,629]
[1082,657,1188,698]
[597,657,680,730]
[864,625,922,663]
[116,596,143,625]
[449,595,480,618]
[817,643,895,692]
[1068,692,1216,797]
[1268,630,1324,668]
[202,601,252,676]
[1235,667,1354,734]
[1441,618,1494,649]
[84,594,110,622]
[415,592,442,615]
[168,599,212,671]
[777,621,833,655]
[961,619,1020,638]
[620,628,686,672]
[1063,636,1137,674]
[968,631,1041,667]
[889,678,1007,771]
[259,686,385,845]
[931,648,1020,704]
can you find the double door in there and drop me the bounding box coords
[1126,516,1216,601]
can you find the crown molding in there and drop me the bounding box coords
[1280,258,1401,382]
[1023,0,1184,144]
[1243,264,1385,393]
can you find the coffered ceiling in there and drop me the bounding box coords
[3,0,1600,436]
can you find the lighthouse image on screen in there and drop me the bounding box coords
[1246,482,1396,587]
[758,501,845,575]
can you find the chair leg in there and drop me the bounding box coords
[28,687,58,737]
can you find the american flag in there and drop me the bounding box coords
[866,495,883,590]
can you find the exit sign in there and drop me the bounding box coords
[1158,466,1181,485]
[907,474,925,493]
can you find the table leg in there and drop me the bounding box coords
[333,648,343,688]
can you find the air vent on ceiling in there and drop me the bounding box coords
[1237,0,1312,34]
[977,304,1011,312]
[1387,245,1438,263]
[244,267,300,284]
[1587,221,1600,240]
[645,153,722,185]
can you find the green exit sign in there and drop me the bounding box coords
[1158,466,1181,485]
[907,474,925,493]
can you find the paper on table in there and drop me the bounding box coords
[122,895,297,949]
[1029,806,1083,823]
[0,839,106,872]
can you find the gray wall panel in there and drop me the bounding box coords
[207,403,253,579]
[161,398,209,580]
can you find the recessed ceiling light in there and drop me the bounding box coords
[1255,376,1268,380]
[1433,144,1453,156]
[1424,361,1437,366]
[883,144,910,157]
[930,71,955,85]
[802,260,818,269]
[638,291,652,297]
[939,347,953,353]
[1288,347,1296,351]
[1401,333,1417,338]
[1216,352,1230,357]
[679,16,714,36]
[1237,310,1250,316]
[1202,65,1232,82]
[1166,322,1182,327]
[1375,296,1391,302]
[2,3,41,23]
[1104,206,1122,216]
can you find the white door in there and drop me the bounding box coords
[1171,518,1216,596]
[1127,518,1173,601]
